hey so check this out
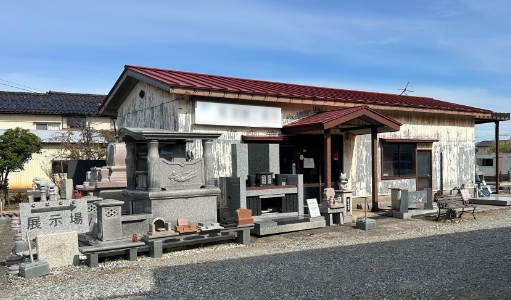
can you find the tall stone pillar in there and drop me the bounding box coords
[202,139,215,188]
[147,140,160,192]
[125,142,136,190]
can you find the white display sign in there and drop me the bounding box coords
[194,101,282,128]
[307,198,321,217]
[303,158,315,169]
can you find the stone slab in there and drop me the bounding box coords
[19,260,51,279]
[20,199,88,240]
[141,232,179,242]
[355,218,376,230]
[251,219,326,236]
[79,239,145,253]
[246,187,297,197]
[470,197,511,206]
[392,208,438,219]
[37,231,80,269]
[319,207,344,214]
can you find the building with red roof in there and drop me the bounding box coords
[100,65,509,210]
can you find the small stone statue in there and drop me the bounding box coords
[320,188,343,208]
[47,182,56,201]
[339,172,348,190]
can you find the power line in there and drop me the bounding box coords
[0,82,40,93]
[476,124,511,128]
[0,78,45,93]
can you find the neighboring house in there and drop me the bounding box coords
[0,91,112,189]
[99,65,510,207]
[476,140,494,154]
[475,140,511,181]
[476,153,511,180]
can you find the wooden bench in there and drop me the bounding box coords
[435,194,476,220]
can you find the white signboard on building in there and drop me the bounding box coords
[303,158,315,169]
[194,101,282,128]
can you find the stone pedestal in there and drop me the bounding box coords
[319,207,344,226]
[390,188,407,211]
[355,218,376,230]
[335,190,353,216]
[19,260,51,279]
[95,199,124,242]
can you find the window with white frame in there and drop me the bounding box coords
[34,123,60,130]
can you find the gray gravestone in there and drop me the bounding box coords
[95,199,124,242]
[399,188,433,213]
[20,199,88,241]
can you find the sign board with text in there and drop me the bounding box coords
[20,199,88,240]
[306,198,321,217]
[195,101,282,128]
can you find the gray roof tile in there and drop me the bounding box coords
[0,91,106,115]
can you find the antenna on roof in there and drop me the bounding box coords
[398,82,414,96]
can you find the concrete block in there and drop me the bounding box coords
[149,240,163,259]
[19,260,51,279]
[355,218,376,230]
[37,231,79,268]
[87,253,99,268]
[125,248,138,261]
[252,219,326,236]
[236,228,251,245]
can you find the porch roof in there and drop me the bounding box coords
[281,105,402,135]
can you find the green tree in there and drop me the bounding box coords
[0,128,42,208]
[486,139,511,153]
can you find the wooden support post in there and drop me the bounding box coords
[371,127,379,212]
[496,121,500,194]
[324,129,332,188]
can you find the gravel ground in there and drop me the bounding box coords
[3,207,511,299]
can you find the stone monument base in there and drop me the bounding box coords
[355,218,376,230]
[251,213,326,236]
[19,260,51,279]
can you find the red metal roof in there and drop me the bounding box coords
[283,105,400,128]
[124,65,492,114]
[281,105,402,134]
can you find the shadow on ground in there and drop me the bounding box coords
[101,226,511,300]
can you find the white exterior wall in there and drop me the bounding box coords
[346,111,475,197]
[116,83,476,195]
[0,114,110,131]
[8,145,62,189]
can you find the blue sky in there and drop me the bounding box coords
[1,0,510,142]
